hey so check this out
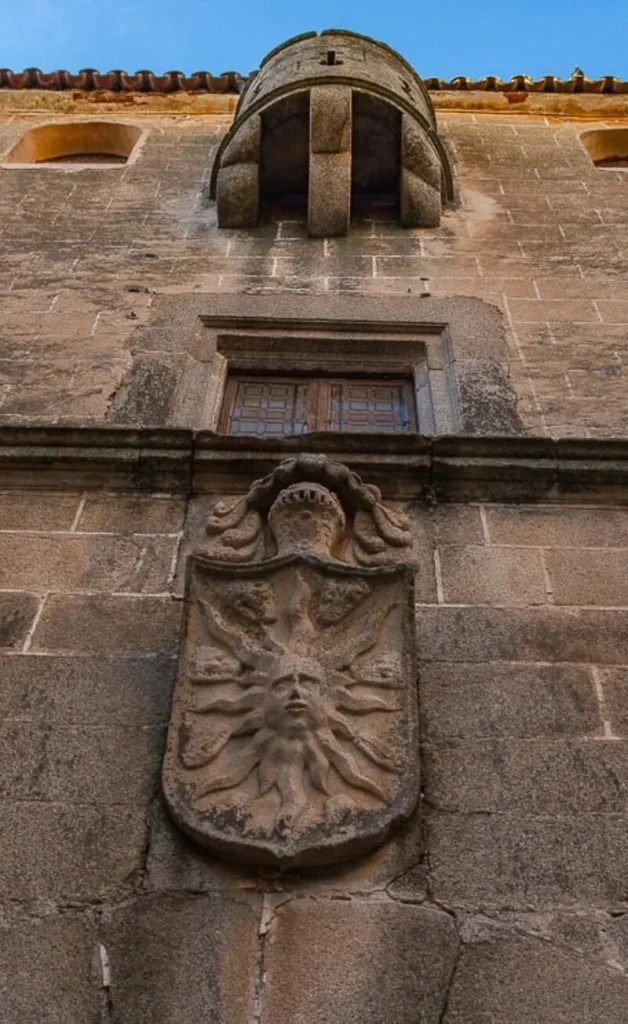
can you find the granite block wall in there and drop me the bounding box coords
[0,89,627,1021]
[0,487,627,1020]
[1,101,627,435]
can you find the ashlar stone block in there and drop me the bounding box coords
[262,899,459,1024]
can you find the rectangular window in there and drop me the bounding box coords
[219,375,416,436]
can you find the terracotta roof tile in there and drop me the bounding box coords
[0,68,244,92]
[424,74,628,94]
[0,68,626,95]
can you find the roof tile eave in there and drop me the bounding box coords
[0,68,626,95]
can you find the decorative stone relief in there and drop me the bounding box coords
[210,29,454,236]
[204,453,413,566]
[162,455,418,866]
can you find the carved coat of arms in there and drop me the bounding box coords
[163,455,418,867]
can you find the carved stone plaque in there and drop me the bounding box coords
[163,456,418,867]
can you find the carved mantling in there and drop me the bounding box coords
[162,455,418,867]
[204,453,413,566]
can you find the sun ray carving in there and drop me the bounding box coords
[185,569,402,830]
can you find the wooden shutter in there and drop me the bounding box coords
[328,380,415,432]
[220,375,416,435]
[221,377,309,436]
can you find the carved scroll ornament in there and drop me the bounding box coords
[162,455,418,867]
[203,453,413,566]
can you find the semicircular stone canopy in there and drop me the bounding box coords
[210,29,455,236]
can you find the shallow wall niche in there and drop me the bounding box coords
[3,121,143,167]
[580,127,628,168]
[210,29,454,235]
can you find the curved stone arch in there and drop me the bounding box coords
[210,30,454,235]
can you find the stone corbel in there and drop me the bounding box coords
[308,85,352,237]
[400,114,443,228]
[215,114,261,228]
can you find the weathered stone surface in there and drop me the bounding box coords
[456,359,524,435]
[0,491,80,530]
[216,163,259,228]
[419,662,600,740]
[601,668,628,736]
[400,115,442,227]
[0,912,101,1024]
[0,592,39,650]
[0,803,147,901]
[424,738,628,813]
[31,595,181,653]
[400,166,442,228]
[454,907,627,964]
[148,795,425,897]
[107,354,179,426]
[145,803,249,893]
[0,533,176,592]
[438,544,547,604]
[416,606,628,663]
[221,112,260,166]
[409,503,485,547]
[485,506,628,547]
[545,548,628,606]
[78,494,185,534]
[102,893,260,1024]
[0,721,163,803]
[444,936,628,1023]
[428,812,628,909]
[262,900,459,1024]
[308,150,351,237]
[308,87,351,237]
[310,85,352,154]
[0,654,175,724]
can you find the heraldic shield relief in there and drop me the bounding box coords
[162,455,418,867]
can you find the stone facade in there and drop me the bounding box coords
[0,42,628,1023]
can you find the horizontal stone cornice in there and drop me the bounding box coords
[0,426,627,503]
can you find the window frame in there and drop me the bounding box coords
[218,372,418,436]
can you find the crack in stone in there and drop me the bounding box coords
[253,890,294,1024]
[437,938,461,1024]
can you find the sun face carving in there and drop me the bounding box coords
[180,569,403,834]
[164,456,418,866]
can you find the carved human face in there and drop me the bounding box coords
[263,656,327,736]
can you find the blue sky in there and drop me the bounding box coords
[1,0,626,80]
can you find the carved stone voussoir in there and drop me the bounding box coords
[163,455,419,867]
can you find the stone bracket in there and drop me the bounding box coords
[400,114,442,228]
[215,114,261,228]
[308,85,352,237]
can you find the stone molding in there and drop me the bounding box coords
[162,293,510,437]
[195,315,461,436]
[1,426,628,501]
